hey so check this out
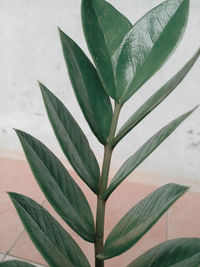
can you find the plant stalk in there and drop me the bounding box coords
[95,102,122,267]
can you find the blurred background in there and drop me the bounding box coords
[0,0,200,185]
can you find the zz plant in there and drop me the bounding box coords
[2,0,200,266]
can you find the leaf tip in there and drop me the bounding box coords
[193,104,199,111]
[14,128,22,136]
[181,184,190,193]
[186,105,199,117]
[7,191,18,201]
[38,80,44,89]
[14,129,30,145]
[37,79,42,86]
[58,27,65,39]
[38,82,48,97]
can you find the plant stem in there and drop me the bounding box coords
[95,102,122,267]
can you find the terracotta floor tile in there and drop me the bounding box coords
[0,200,23,254]
[9,231,48,266]
[0,158,44,200]
[168,191,200,239]
[3,255,46,266]
[0,158,44,253]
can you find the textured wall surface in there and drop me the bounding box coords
[0,0,200,182]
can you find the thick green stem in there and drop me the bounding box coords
[95,102,122,267]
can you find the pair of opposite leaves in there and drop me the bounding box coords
[59,0,190,147]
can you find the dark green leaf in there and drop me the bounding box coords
[9,193,90,267]
[40,83,100,194]
[113,0,189,102]
[98,183,188,260]
[127,238,200,267]
[104,107,197,199]
[59,29,113,145]
[15,129,95,243]
[0,261,36,267]
[113,47,200,146]
[81,0,132,99]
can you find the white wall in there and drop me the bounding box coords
[0,0,200,183]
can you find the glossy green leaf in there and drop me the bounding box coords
[113,0,189,102]
[15,129,95,243]
[128,238,200,267]
[113,47,200,146]
[81,0,132,99]
[9,193,90,267]
[103,106,196,200]
[0,261,36,267]
[59,28,113,145]
[98,183,188,260]
[40,83,100,194]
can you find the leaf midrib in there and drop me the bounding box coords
[66,39,98,126]
[20,134,88,232]
[91,0,116,92]
[146,246,200,267]
[67,40,105,141]
[112,112,187,188]
[45,90,97,184]
[12,198,75,267]
[106,188,185,247]
[122,0,186,100]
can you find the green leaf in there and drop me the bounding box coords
[15,129,95,243]
[9,193,90,267]
[98,183,188,260]
[40,83,100,194]
[0,261,36,267]
[113,47,200,146]
[59,29,113,145]
[81,0,132,99]
[113,0,190,102]
[103,106,197,200]
[127,238,200,267]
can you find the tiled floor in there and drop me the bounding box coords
[0,254,46,266]
[1,157,200,266]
